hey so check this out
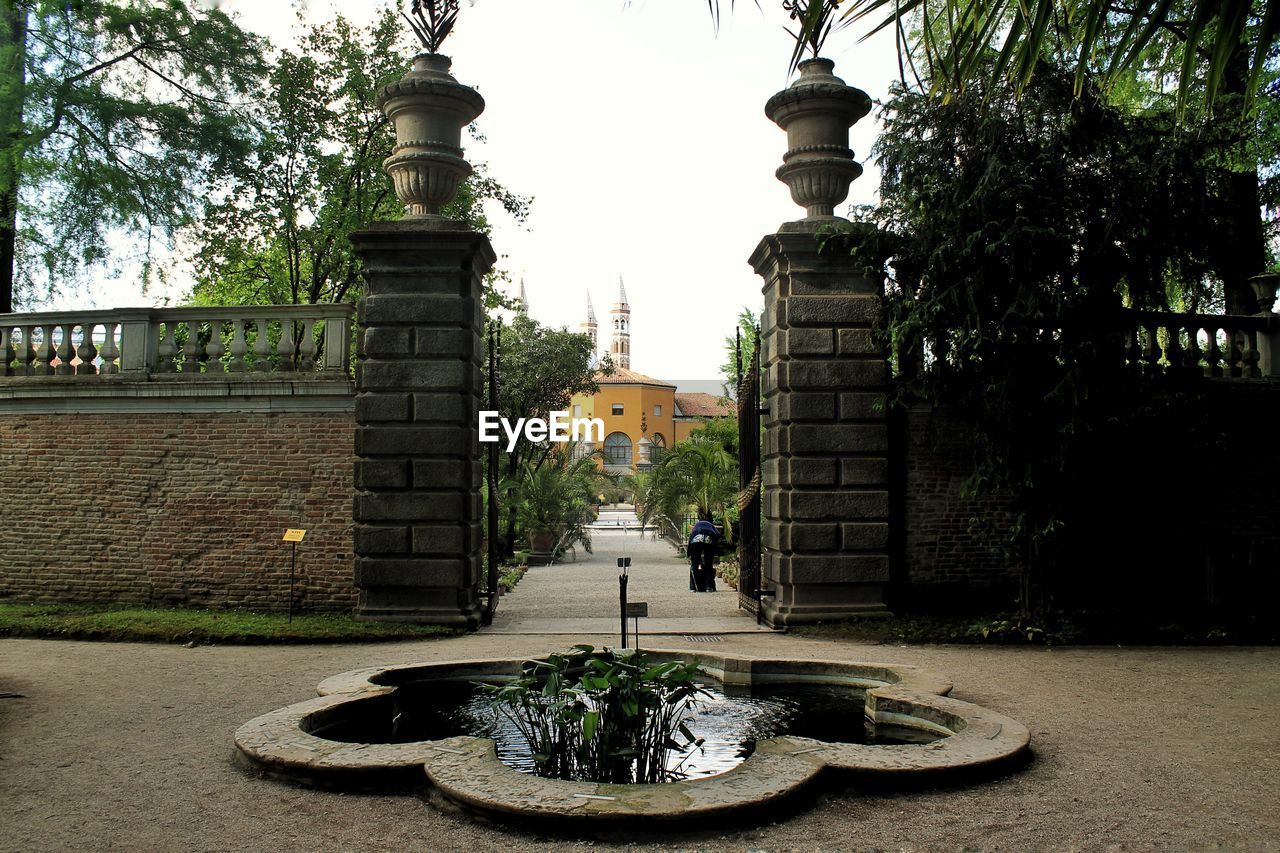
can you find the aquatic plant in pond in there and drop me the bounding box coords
[481,645,707,784]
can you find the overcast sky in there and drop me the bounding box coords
[72,0,902,385]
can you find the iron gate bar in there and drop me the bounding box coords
[737,325,763,620]
[483,323,500,625]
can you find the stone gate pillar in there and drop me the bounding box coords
[349,51,492,627]
[751,228,889,625]
[751,57,889,626]
[350,222,493,627]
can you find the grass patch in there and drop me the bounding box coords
[0,603,458,645]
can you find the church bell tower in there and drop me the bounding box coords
[610,277,630,369]
[580,292,598,352]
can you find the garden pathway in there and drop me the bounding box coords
[486,527,771,636]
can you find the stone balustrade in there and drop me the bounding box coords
[1120,310,1279,379]
[896,309,1280,381]
[0,305,354,379]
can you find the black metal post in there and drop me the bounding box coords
[619,572,629,649]
[288,541,296,624]
[484,323,500,624]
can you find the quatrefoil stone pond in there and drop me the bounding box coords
[235,651,1030,826]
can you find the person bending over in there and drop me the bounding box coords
[687,514,719,593]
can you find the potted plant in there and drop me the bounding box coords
[378,1,484,217]
[766,1,871,224]
[513,456,607,565]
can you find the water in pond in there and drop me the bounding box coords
[315,680,943,780]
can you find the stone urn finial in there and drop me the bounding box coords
[1247,272,1280,315]
[378,53,485,218]
[765,58,872,223]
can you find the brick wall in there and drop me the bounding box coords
[0,412,355,612]
[897,405,1023,611]
[897,383,1280,616]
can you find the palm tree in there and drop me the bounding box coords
[509,450,612,559]
[711,0,1278,118]
[635,436,738,544]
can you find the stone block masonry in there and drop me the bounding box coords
[750,226,891,626]
[350,220,494,628]
[0,412,355,611]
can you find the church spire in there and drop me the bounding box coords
[580,292,598,352]
[517,278,529,314]
[609,275,631,369]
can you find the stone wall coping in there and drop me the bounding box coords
[0,377,354,413]
[0,304,355,326]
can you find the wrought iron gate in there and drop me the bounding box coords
[483,322,501,625]
[736,327,763,618]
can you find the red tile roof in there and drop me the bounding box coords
[593,367,676,388]
[674,392,735,418]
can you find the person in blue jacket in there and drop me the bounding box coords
[687,514,719,593]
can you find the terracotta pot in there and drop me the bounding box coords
[765,58,872,221]
[528,531,555,553]
[377,53,485,217]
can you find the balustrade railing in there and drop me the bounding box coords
[0,305,354,379]
[894,308,1280,381]
[1118,309,1276,379]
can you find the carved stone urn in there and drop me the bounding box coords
[765,58,873,224]
[377,53,485,218]
[1247,272,1280,315]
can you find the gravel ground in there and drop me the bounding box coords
[3,630,1278,852]
[2,526,1275,851]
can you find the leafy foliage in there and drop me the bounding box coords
[403,0,460,54]
[497,564,527,593]
[867,59,1277,612]
[707,0,1278,118]
[634,427,738,543]
[488,311,606,556]
[188,10,529,308]
[508,451,610,555]
[720,307,760,397]
[0,0,267,311]
[481,646,707,784]
[782,0,850,69]
[837,0,1279,118]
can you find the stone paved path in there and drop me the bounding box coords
[488,528,771,636]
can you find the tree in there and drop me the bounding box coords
[488,310,608,556]
[761,0,1280,119]
[719,307,760,397]
[867,58,1277,612]
[187,9,529,308]
[508,453,611,556]
[635,427,738,543]
[0,0,266,312]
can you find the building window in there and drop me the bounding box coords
[651,433,665,449]
[611,403,624,416]
[653,404,662,417]
[604,432,632,466]
[573,404,582,417]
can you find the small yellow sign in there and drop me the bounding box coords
[283,529,307,543]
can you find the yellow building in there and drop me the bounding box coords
[566,280,733,473]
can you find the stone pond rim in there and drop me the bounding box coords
[234,650,1031,828]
